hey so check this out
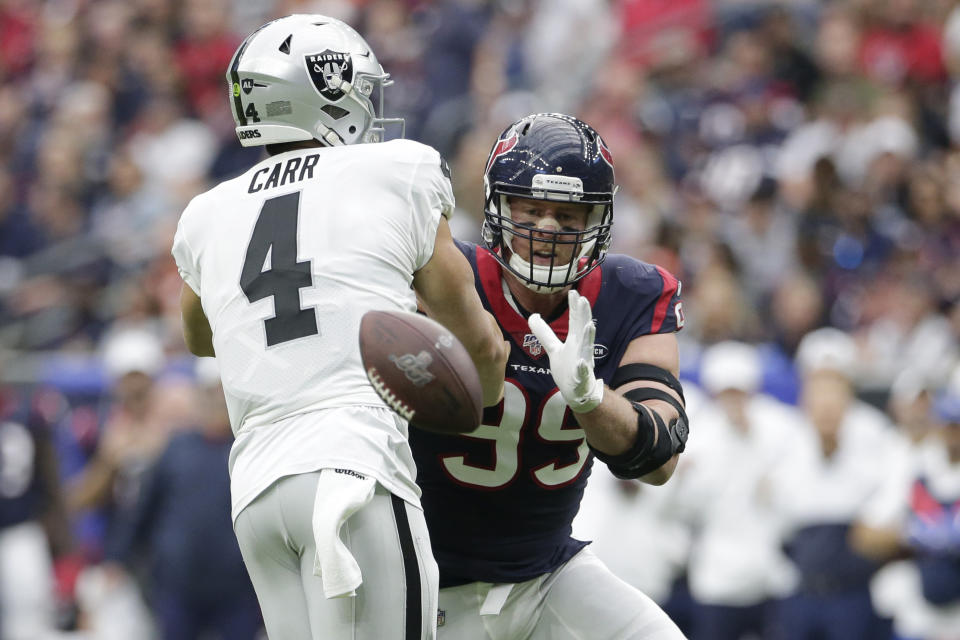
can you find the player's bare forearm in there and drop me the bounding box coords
[467,313,509,407]
[180,285,215,357]
[414,218,507,406]
[574,388,645,455]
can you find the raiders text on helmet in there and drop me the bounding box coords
[482,113,615,292]
[226,14,403,148]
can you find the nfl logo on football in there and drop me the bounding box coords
[523,333,542,357]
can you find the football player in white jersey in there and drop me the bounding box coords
[171,15,508,640]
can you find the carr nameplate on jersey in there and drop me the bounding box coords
[305,50,352,101]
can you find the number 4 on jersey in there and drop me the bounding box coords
[240,191,319,347]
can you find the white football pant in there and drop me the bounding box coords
[437,547,686,639]
[0,521,56,640]
[235,472,438,640]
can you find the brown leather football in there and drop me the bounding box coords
[359,310,482,434]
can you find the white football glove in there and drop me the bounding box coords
[527,290,604,413]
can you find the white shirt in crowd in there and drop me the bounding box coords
[770,400,907,531]
[860,437,960,640]
[673,392,806,606]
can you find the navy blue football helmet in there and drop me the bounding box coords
[482,113,615,292]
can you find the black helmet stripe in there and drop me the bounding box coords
[229,39,251,126]
[229,19,277,126]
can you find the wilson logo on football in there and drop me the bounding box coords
[389,351,435,387]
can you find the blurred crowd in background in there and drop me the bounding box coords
[0,0,958,638]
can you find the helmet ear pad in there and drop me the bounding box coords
[481,113,615,292]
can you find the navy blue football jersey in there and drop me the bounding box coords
[0,390,52,529]
[410,241,683,587]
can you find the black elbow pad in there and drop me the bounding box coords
[591,398,689,480]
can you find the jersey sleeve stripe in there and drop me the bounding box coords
[650,265,678,333]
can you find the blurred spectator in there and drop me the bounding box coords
[105,358,261,640]
[0,357,73,639]
[70,562,157,640]
[66,328,170,558]
[722,178,798,303]
[174,0,238,123]
[854,365,960,640]
[0,1,37,80]
[858,0,946,88]
[0,166,44,259]
[758,5,821,102]
[677,249,758,372]
[126,96,219,210]
[758,270,825,405]
[768,328,907,640]
[573,382,709,638]
[675,342,803,640]
[616,0,710,69]
[522,0,614,115]
[859,273,958,392]
[886,369,942,447]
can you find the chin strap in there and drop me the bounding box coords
[507,251,579,294]
[315,121,344,146]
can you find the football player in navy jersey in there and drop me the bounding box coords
[410,113,689,639]
[0,380,73,638]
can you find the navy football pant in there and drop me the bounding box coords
[152,588,261,640]
[776,588,883,640]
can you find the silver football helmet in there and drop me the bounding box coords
[226,14,403,147]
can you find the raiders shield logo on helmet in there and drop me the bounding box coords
[305,50,353,101]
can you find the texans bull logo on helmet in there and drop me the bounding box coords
[485,132,519,175]
[305,50,353,101]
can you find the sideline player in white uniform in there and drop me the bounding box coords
[171,15,508,640]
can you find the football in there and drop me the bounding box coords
[359,310,483,435]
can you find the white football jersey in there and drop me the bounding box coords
[172,139,454,518]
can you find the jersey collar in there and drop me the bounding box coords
[476,247,601,357]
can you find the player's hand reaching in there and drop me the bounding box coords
[528,290,604,413]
